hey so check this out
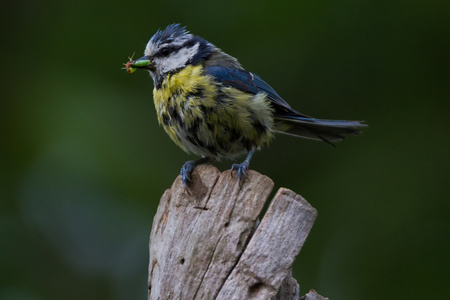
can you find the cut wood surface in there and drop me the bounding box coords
[148,164,322,300]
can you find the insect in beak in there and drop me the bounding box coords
[123,53,154,73]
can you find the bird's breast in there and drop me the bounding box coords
[152,64,220,155]
[152,64,275,158]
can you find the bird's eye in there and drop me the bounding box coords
[160,47,170,56]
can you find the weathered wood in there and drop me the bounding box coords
[271,269,300,300]
[300,290,329,300]
[216,188,318,300]
[148,165,320,300]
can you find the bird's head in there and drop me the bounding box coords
[130,24,214,86]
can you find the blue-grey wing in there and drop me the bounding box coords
[204,65,296,114]
[203,66,366,144]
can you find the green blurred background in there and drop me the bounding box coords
[1,0,449,299]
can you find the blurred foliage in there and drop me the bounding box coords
[1,0,449,299]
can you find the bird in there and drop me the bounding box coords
[125,24,367,188]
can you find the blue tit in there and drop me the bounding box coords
[126,24,367,188]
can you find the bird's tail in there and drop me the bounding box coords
[274,115,367,146]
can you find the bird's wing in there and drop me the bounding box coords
[204,66,366,144]
[204,65,297,114]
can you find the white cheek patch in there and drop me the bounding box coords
[159,43,200,74]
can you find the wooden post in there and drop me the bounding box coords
[148,165,326,300]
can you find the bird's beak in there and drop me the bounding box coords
[124,56,155,73]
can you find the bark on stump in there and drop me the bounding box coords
[148,165,323,300]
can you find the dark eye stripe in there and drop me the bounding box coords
[155,39,199,58]
[155,45,180,57]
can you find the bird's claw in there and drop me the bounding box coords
[180,161,195,191]
[231,161,249,183]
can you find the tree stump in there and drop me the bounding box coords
[148,165,324,300]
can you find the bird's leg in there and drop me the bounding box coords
[231,148,255,183]
[180,157,212,190]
